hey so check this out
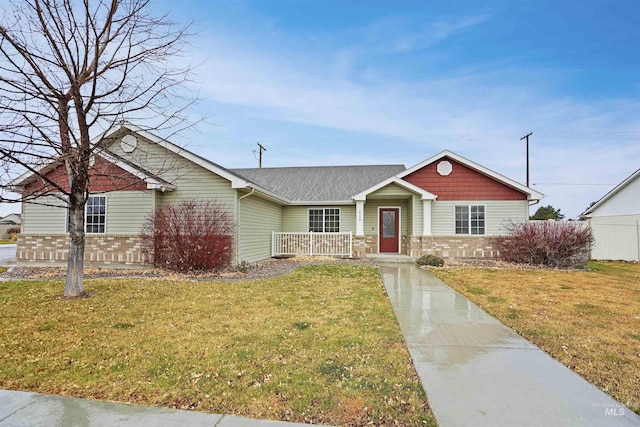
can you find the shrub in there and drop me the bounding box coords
[140,200,235,272]
[7,227,20,242]
[236,260,251,273]
[496,220,594,268]
[416,254,445,267]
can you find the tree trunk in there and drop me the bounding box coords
[65,191,85,297]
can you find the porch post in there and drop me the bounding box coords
[356,200,365,236]
[423,199,432,236]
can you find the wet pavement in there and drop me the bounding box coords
[0,244,16,266]
[379,263,640,427]
[0,390,333,426]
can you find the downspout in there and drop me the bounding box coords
[236,187,255,264]
[528,199,540,220]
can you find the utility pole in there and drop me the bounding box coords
[520,132,533,187]
[256,142,267,168]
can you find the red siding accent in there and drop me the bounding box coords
[24,156,148,195]
[403,157,526,201]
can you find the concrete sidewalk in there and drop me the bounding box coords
[0,390,333,427]
[379,263,640,427]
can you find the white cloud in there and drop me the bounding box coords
[183,15,640,219]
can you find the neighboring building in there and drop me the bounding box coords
[0,213,21,226]
[582,169,640,261]
[0,213,21,239]
[11,123,544,265]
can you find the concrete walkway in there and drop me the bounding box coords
[379,263,640,427]
[0,390,333,427]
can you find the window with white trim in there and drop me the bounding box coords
[455,205,485,235]
[85,196,106,233]
[308,208,340,232]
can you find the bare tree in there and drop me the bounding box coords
[0,0,194,296]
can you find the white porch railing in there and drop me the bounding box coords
[272,232,353,257]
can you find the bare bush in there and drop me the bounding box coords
[140,200,235,272]
[7,227,20,242]
[496,221,594,268]
[6,227,20,236]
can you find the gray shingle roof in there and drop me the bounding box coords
[232,165,406,202]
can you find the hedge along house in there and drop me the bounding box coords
[13,123,544,265]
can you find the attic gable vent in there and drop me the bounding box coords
[120,134,138,153]
[437,160,452,176]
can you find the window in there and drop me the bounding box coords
[455,205,485,235]
[85,196,106,233]
[308,208,340,232]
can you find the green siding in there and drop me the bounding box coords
[23,195,67,234]
[282,205,356,233]
[108,135,237,215]
[105,191,154,234]
[412,195,424,235]
[432,200,528,235]
[238,194,283,263]
[282,206,306,232]
[22,192,154,235]
[369,183,413,198]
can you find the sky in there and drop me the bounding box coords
[4,0,639,219]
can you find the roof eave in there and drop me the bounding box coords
[353,177,437,201]
[582,168,640,217]
[288,200,354,206]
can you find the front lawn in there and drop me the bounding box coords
[0,264,436,426]
[430,261,640,415]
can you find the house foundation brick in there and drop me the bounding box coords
[17,234,147,265]
[357,234,500,259]
[353,235,378,257]
[406,235,500,259]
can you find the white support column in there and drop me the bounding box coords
[423,199,432,236]
[356,200,365,236]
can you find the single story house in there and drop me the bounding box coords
[13,123,544,265]
[0,213,21,240]
[582,169,640,261]
[0,213,21,226]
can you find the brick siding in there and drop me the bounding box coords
[17,234,147,265]
[356,234,500,259]
[405,235,500,259]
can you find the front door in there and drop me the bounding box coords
[379,208,399,253]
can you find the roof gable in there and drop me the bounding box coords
[102,122,251,189]
[583,168,640,217]
[399,150,544,201]
[353,177,436,201]
[20,153,174,195]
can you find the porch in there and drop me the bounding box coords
[271,231,500,260]
[271,232,353,257]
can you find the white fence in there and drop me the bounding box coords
[272,232,353,257]
[590,221,640,261]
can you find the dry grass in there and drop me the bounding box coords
[430,261,640,414]
[0,264,436,426]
